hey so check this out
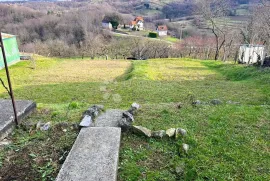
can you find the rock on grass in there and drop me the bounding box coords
[175,128,187,139]
[210,99,222,105]
[166,128,176,137]
[131,103,140,110]
[182,143,189,154]
[152,130,166,138]
[132,126,152,137]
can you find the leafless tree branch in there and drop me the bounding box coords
[0,78,11,96]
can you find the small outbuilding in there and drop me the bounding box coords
[0,33,20,69]
[102,20,113,30]
[238,44,266,65]
[156,25,168,36]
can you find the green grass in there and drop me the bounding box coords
[0,57,269,180]
[117,59,270,180]
[163,36,180,43]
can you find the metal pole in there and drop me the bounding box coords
[0,32,18,125]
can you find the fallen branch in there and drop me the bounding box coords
[0,78,11,96]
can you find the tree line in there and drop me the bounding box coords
[181,0,270,61]
[0,1,269,62]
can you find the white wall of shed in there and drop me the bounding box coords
[157,31,167,36]
[239,46,266,64]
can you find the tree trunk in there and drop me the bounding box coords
[234,50,239,64]
[206,47,210,60]
[213,32,219,61]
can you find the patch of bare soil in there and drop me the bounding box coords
[0,123,79,181]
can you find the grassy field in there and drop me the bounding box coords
[163,36,180,43]
[118,60,270,180]
[0,57,269,180]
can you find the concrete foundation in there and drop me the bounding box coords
[0,99,36,140]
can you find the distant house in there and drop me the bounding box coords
[0,33,20,69]
[130,16,144,31]
[156,25,168,36]
[102,20,113,30]
[238,44,266,65]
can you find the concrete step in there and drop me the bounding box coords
[56,127,121,181]
[95,109,124,127]
[0,99,36,140]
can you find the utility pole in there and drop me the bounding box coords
[180,28,183,40]
[179,25,184,40]
[0,32,18,125]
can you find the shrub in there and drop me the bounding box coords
[149,32,158,38]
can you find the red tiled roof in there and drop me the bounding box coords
[130,16,144,26]
[135,16,144,21]
[157,25,168,31]
[130,21,137,25]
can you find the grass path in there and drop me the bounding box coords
[0,57,269,180]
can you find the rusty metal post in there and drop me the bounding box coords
[0,32,18,125]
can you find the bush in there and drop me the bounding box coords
[149,32,158,38]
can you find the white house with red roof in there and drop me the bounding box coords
[130,16,144,30]
[156,25,168,36]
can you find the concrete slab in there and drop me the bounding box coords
[0,99,36,140]
[56,127,121,181]
[95,109,123,127]
[0,114,14,141]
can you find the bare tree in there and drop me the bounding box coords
[241,1,270,54]
[261,0,270,6]
[0,78,11,96]
[80,34,104,59]
[195,0,231,60]
[130,38,151,59]
[240,15,258,44]
[255,1,270,51]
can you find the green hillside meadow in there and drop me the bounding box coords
[0,57,269,180]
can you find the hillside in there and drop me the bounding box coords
[0,0,269,179]
[0,56,269,180]
[1,0,268,63]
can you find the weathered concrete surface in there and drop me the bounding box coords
[95,109,124,127]
[0,99,36,140]
[79,115,93,127]
[56,127,121,181]
[0,114,14,141]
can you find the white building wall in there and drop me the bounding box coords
[158,31,167,36]
[102,22,112,30]
[137,21,144,30]
[239,45,266,65]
